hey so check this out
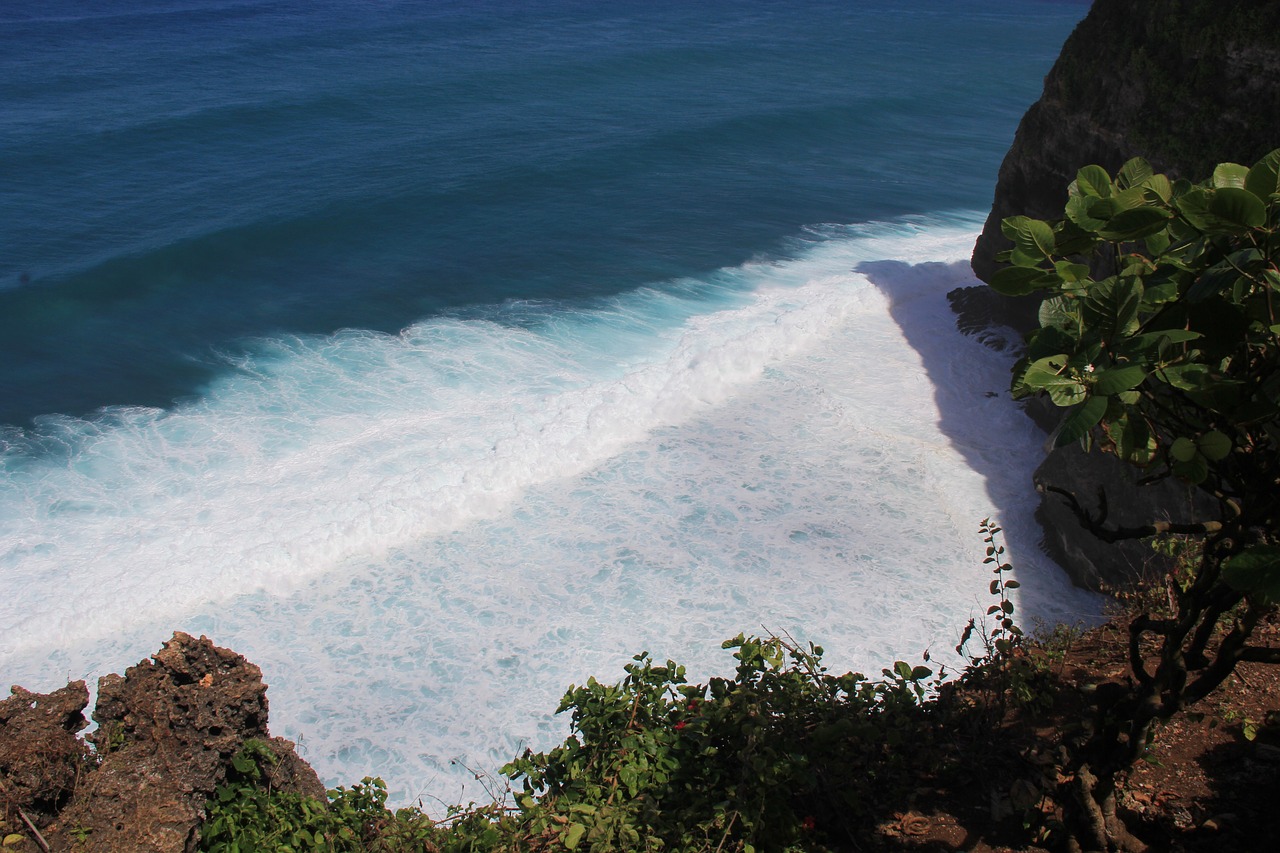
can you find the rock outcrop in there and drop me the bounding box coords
[1,633,324,852]
[972,0,1280,283]
[960,0,1280,590]
[0,683,93,826]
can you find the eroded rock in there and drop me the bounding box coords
[0,681,93,826]
[2,632,328,852]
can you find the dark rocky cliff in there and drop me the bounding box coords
[963,0,1280,591]
[972,0,1280,284]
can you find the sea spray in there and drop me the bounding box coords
[0,219,1102,805]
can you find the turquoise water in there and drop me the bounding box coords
[0,0,1099,805]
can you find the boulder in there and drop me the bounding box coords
[26,632,325,852]
[0,682,93,826]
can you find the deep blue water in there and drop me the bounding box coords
[0,0,1099,802]
[2,0,1087,425]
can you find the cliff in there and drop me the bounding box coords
[972,0,1280,284]
[960,0,1280,591]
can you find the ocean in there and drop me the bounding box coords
[0,0,1100,807]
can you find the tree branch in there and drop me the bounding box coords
[1042,485,1223,543]
[1239,645,1280,664]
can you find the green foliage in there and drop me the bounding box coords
[994,149,1280,585]
[200,740,440,852]
[502,635,938,852]
[992,151,1280,849]
[955,520,1051,716]
[200,532,1046,852]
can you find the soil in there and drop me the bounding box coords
[870,613,1280,852]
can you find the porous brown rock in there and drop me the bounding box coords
[0,632,325,852]
[0,682,93,826]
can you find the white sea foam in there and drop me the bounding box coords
[0,215,1101,808]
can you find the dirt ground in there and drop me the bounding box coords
[869,613,1280,852]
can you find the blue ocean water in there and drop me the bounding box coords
[0,0,1098,805]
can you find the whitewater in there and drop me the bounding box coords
[0,216,1100,804]
[0,0,1102,808]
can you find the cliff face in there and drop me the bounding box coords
[972,0,1280,282]
[964,0,1280,591]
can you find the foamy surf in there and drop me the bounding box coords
[0,216,1101,807]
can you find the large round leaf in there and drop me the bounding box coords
[1053,395,1107,448]
[1222,545,1280,605]
[1092,364,1147,395]
[1212,162,1249,189]
[1245,148,1280,200]
[1118,157,1154,189]
[990,264,1048,296]
[1195,430,1232,461]
[1075,164,1113,198]
[1098,206,1173,241]
[1208,187,1267,228]
[1082,276,1143,340]
[1168,436,1197,462]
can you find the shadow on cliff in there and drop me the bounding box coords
[856,257,1103,630]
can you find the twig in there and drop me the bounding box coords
[17,806,51,853]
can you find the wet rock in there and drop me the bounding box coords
[0,682,93,825]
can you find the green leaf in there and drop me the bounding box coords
[1109,414,1157,464]
[1001,215,1056,261]
[989,264,1049,296]
[1054,260,1091,283]
[1038,297,1080,333]
[1082,276,1143,340]
[1222,545,1280,605]
[1208,186,1267,228]
[1169,436,1197,462]
[1098,205,1173,241]
[1195,430,1232,461]
[1066,193,1108,231]
[1141,174,1173,203]
[1118,157,1154,189]
[1184,250,1261,303]
[1115,329,1201,361]
[564,822,586,850]
[1053,395,1107,447]
[1245,149,1280,200]
[1092,364,1147,395]
[1212,162,1249,189]
[1160,363,1213,391]
[1022,355,1087,406]
[1174,188,1214,230]
[1075,164,1113,198]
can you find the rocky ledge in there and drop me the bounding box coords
[0,632,322,852]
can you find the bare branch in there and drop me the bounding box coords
[1042,485,1223,542]
[1239,645,1280,664]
